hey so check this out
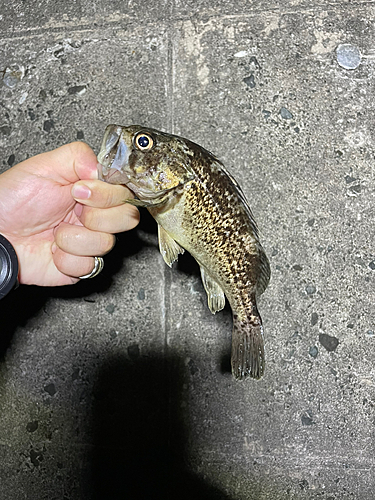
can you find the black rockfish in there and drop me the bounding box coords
[97,125,270,380]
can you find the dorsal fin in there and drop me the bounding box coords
[215,161,260,238]
[256,245,271,297]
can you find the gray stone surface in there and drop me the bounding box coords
[1,1,375,499]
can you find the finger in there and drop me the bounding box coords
[23,142,98,183]
[79,204,140,233]
[54,222,115,256]
[71,180,134,208]
[71,142,99,181]
[52,247,98,279]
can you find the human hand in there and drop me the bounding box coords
[0,142,139,286]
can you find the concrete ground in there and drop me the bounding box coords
[1,1,374,498]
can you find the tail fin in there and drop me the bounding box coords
[231,308,265,380]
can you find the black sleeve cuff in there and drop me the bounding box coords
[0,234,19,300]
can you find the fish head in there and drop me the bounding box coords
[97,124,195,201]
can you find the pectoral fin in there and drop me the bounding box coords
[158,225,185,267]
[200,266,225,314]
[125,196,168,208]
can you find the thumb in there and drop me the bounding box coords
[70,142,99,181]
[19,142,99,183]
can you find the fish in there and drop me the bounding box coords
[97,124,271,380]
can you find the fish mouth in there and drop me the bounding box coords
[97,125,131,185]
[97,162,130,185]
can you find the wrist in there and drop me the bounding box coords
[0,234,19,299]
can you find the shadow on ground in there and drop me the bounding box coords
[90,354,235,500]
[0,285,49,359]
[0,209,238,498]
[0,209,157,359]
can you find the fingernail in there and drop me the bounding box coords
[72,184,91,200]
[74,203,83,217]
[51,242,57,254]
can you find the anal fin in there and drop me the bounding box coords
[231,307,265,380]
[200,266,225,314]
[158,224,185,267]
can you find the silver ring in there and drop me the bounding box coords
[79,257,104,279]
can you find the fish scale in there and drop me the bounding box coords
[97,124,270,380]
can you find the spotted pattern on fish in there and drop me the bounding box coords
[97,124,270,380]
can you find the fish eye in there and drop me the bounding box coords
[134,133,154,151]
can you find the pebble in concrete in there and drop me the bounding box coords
[336,44,361,70]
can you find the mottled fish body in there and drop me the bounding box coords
[97,125,270,380]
